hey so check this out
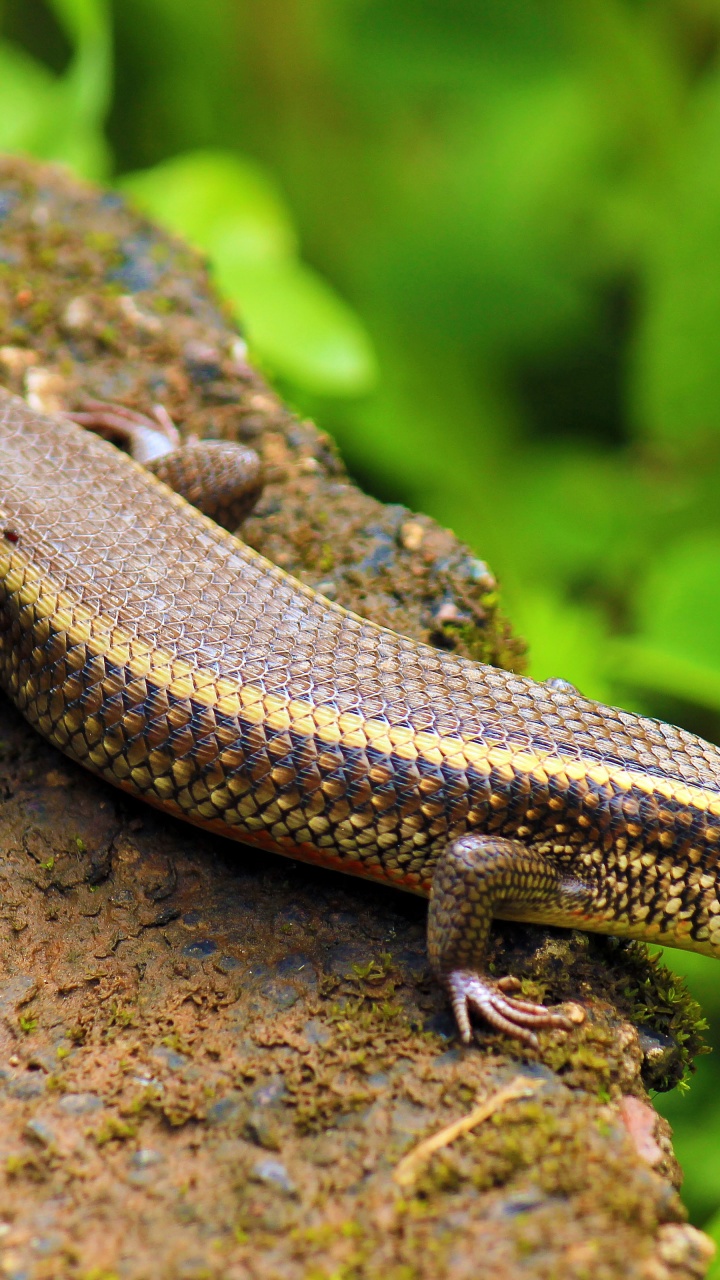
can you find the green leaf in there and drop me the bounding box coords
[0,0,111,177]
[120,150,297,263]
[50,0,108,43]
[0,42,57,154]
[219,257,377,396]
[48,0,111,176]
[120,149,377,395]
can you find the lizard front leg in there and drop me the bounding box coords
[429,834,588,1046]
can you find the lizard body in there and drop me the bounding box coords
[2,388,719,1043]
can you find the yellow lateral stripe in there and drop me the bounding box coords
[6,544,720,814]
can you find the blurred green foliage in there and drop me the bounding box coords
[0,0,109,175]
[5,0,720,1228]
[120,150,378,393]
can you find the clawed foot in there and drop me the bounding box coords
[63,400,182,463]
[446,968,578,1048]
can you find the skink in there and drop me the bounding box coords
[2,387,720,1046]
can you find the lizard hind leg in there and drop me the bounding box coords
[428,834,585,1047]
[145,440,263,530]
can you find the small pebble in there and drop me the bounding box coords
[434,600,459,624]
[6,1077,45,1100]
[302,1019,330,1047]
[109,888,135,907]
[24,1119,55,1147]
[250,1076,286,1109]
[58,1093,103,1115]
[151,1046,187,1071]
[498,1189,547,1218]
[30,1233,63,1256]
[245,1110,281,1151]
[400,521,424,551]
[129,1149,164,1169]
[251,1158,295,1196]
[367,1072,390,1089]
[206,1096,242,1126]
[43,769,72,788]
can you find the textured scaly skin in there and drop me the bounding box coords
[2,389,720,1037]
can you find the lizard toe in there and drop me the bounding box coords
[446,969,574,1048]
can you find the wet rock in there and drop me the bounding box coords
[424,1011,457,1041]
[275,953,317,987]
[324,941,375,978]
[393,947,430,978]
[0,974,37,1017]
[259,979,300,1010]
[637,1023,683,1091]
[181,938,217,959]
[106,234,163,292]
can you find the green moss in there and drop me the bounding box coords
[317,543,335,573]
[161,1031,191,1054]
[93,1117,137,1146]
[568,1046,612,1078]
[609,940,709,1089]
[437,617,518,666]
[107,1001,135,1028]
[83,230,118,254]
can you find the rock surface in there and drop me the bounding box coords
[0,155,712,1280]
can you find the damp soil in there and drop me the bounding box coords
[0,154,713,1280]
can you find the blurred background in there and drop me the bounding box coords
[3,0,720,1238]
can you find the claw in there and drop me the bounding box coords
[497,974,522,994]
[446,969,575,1048]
